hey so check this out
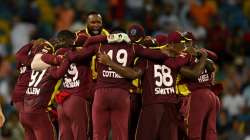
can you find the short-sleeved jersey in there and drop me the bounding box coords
[24,60,69,112]
[136,53,192,106]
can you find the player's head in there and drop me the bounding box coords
[165,31,187,54]
[182,31,195,47]
[127,23,145,43]
[55,30,76,49]
[30,40,55,55]
[86,11,103,36]
[155,34,169,46]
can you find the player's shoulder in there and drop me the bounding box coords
[76,29,88,36]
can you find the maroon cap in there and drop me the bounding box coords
[31,42,55,55]
[127,24,145,42]
[166,31,184,44]
[155,34,168,46]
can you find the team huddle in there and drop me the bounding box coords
[11,11,222,140]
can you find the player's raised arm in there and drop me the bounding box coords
[41,54,63,65]
[97,51,142,79]
[200,48,218,60]
[68,45,98,62]
[16,43,33,65]
[83,35,107,46]
[133,44,168,61]
[16,39,46,64]
[163,54,192,70]
[48,57,70,79]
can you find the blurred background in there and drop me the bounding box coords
[0,0,250,139]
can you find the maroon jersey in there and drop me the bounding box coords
[185,59,214,91]
[61,61,92,99]
[136,53,192,106]
[69,42,168,90]
[24,59,69,112]
[12,65,32,103]
[75,28,109,46]
[12,43,33,103]
[75,30,89,46]
[41,48,93,99]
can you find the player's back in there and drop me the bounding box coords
[137,58,179,106]
[24,69,58,112]
[95,42,136,90]
[136,51,193,106]
[182,59,214,91]
[24,58,68,112]
[61,60,92,99]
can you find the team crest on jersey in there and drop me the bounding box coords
[130,29,137,36]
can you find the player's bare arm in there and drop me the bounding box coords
[180,49,208,79]
[97,51,142,79]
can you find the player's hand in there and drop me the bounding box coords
[160,46,171,56]
[55,55,64,64]
[0,109,5,128]
[97,52,112,66]
[199,48,208,58]
[107,34,118,43]
[107,33,131,43]
[119,33,131,43]
[183,46,196,56]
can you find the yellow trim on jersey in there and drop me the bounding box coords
[149,44,167,50]
[86,28,109,36]
[135,37,143,43]
[90,43,103,80]
[132,79,139,88]
[85,28,90,36]
[176,74,191,96]
[91,55,98,80]
[101,29,109,36]
[130,57,142,94]
[48,79,62,109]
[177,84,190,96]
[87,29,109,80]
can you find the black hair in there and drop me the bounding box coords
[110,27,126,34]
[57,30,76,40]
